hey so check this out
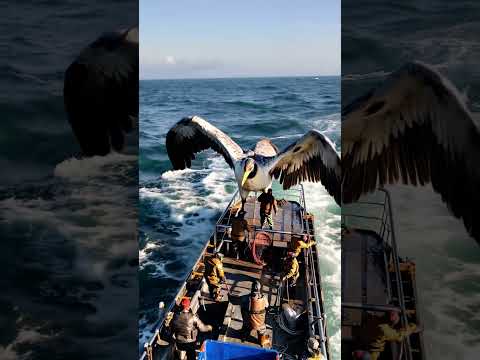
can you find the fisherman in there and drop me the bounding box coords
[241,280,270,347]
[290,234,316,258]
[230,210,251,259]
[353,310,422,360]
[171,298,213,360]
[204,252,227,301]
[281,251,300,287]
[301,337,325,360]
[257,188,277,229]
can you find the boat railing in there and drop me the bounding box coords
[140,220,219,360]
[214,185,307,249]
[341,188,413,360]
[141,185,321,360]
[303,202,328,358]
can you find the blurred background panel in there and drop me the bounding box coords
[342,1,480,359]
[0,1,138,359]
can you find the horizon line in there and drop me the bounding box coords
[139,74,340,81]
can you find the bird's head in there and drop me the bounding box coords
[241,158,255,186]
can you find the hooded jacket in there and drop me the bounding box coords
[171,310,210,343]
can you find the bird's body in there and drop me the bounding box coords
[234,159,269,191]
[166,116,341,208]
[234,139,279,196]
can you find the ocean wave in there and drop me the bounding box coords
[302,181,341,357]
[54,153,137,179]
[221,100,271,111]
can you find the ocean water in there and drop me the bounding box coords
[343,0,480,358]
[0,2,138,359]
[139,77,341,357]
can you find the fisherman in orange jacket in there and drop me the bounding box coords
[241,280,270,347]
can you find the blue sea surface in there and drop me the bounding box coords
[139,76,342,356]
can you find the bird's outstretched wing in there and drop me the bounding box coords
[342,61,480,242]
[266,130,341,204]
[166,116,244,169]
[64,26,138,156]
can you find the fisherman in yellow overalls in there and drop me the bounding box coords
[204,252,226,301]
[281,251,300,287]
[290,234,316,257]
[302,337,325,360]
[353,310,422,360]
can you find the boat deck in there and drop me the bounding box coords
[213,257,306,352]
[342,228,389,328]
[230,195,304,245]
[142,189,329,360]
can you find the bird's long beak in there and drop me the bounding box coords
[241,169,252,186]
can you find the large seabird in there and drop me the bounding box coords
[166,116,341,208]
[342,61,480,243]
[64,26,138,156]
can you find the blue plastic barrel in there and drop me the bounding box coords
[198,340,279,360]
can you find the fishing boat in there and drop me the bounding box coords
[141,185,331,360]
[341,189,425,360]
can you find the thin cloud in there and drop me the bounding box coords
[164,56,176,65]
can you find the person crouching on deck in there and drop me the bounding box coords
[241,280,270,347]
[171,298,212,360]
[281,251,300,287]
[204,252,226,301]
[257,188,277,230]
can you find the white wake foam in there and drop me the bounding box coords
[54,152,136,179]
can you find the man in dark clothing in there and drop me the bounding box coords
[230,210,251,259]
[257,189,277,229]
[171,298,212,360]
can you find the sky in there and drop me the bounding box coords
[140,0,340,79]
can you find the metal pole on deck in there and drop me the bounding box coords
[382,189,413,360]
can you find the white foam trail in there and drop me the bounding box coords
[54,153,136,179]
[139,156,235,274]
[304,181,341,358]
[0,325,55,360]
